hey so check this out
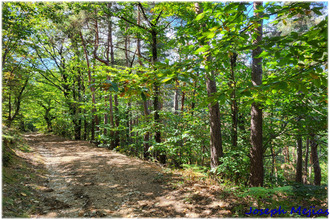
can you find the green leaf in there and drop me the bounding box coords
[161,77,173,83]
[108,81,118,92]
[195,45,210,54]
[265,99,273,105]
[195,13,204,21]
[257,51,269,58]
[206,32,215,39]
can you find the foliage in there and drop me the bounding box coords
[240,184,328,217]
[2,1,328,193]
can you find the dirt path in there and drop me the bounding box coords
[23,133,237,218]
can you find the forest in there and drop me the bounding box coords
[2,1,328,218]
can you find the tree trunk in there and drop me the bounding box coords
[181,83,185,112]
[230,53,238,149]
[206,69,224,169]
[108,11,116,149]
[109,93,115,149]
[143,102,150,160]
[104,97,108,136]
[72,75,81,140]
[310,134,321,185]
[174,81,179,114]
[80,32,97,140]
[124,22,132,147]
[191,78,197,116]
[249,1,264,187]
[151,29,166,164]
[8,91,12,127]
[136,10,151,160]
[295,135,303,183]
[77,72,82,139]
[114,94,120,147]
[195,3,223,169]
[91,109,95,141]
[7,78,29,128]
[93,6,121,146]
[304,138,309,184]
[83,109,88,140]
[270,142,278,183]
[309,144,312,180]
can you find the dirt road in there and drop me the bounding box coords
[23,133,235,218]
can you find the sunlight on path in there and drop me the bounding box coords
[24,133,233,218]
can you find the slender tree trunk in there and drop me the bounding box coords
[310,134,321,185]
[143,101,151,159]
[309,144,313,180]
[104,97,108,136]
[114,94,120,147]
[109,93,115,149]
[195,3,223,169]
[174,81,179,114]
[108,12,116,149]
[80,32,97,140]
[124,22,132,146]
[151,29,166,164]
[304,138,309,184]
[136,10,150,159]
[270,142,277,182]
[8,91,12,127]
[292,146,296,164]
[83,109,87,140]
[181,83,185,112]
[250,1,264,187]
[230,53,238,149]
[103,21,111,137]
[73,73,82,140]
[206,67,224,169]
[191,78,197,116]
[72,87,79,139]
[295,135,303,183]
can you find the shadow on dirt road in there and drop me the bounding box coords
[23,133,236,218]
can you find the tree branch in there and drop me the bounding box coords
[118,15,148,31]
[33,49,65,92]
[93,18,110,66]
[11,77,29,121]
[138,3,153,27]
[153,10,163,25]
[113,45,150,62]
[263,121,289,150]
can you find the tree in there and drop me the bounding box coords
[295,133,303,183]
[249,1,264,187]
[310,134,321,185]
[117,2,169,164]
[92,3,120,147]
[2,3,37,128]
[2,2,327,189]
[194,2,224,169]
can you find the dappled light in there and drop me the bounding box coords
[2,1,327,218]
[20,133,238,217]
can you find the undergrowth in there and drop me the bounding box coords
[2,128,47,217]
[162,163,328,218]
